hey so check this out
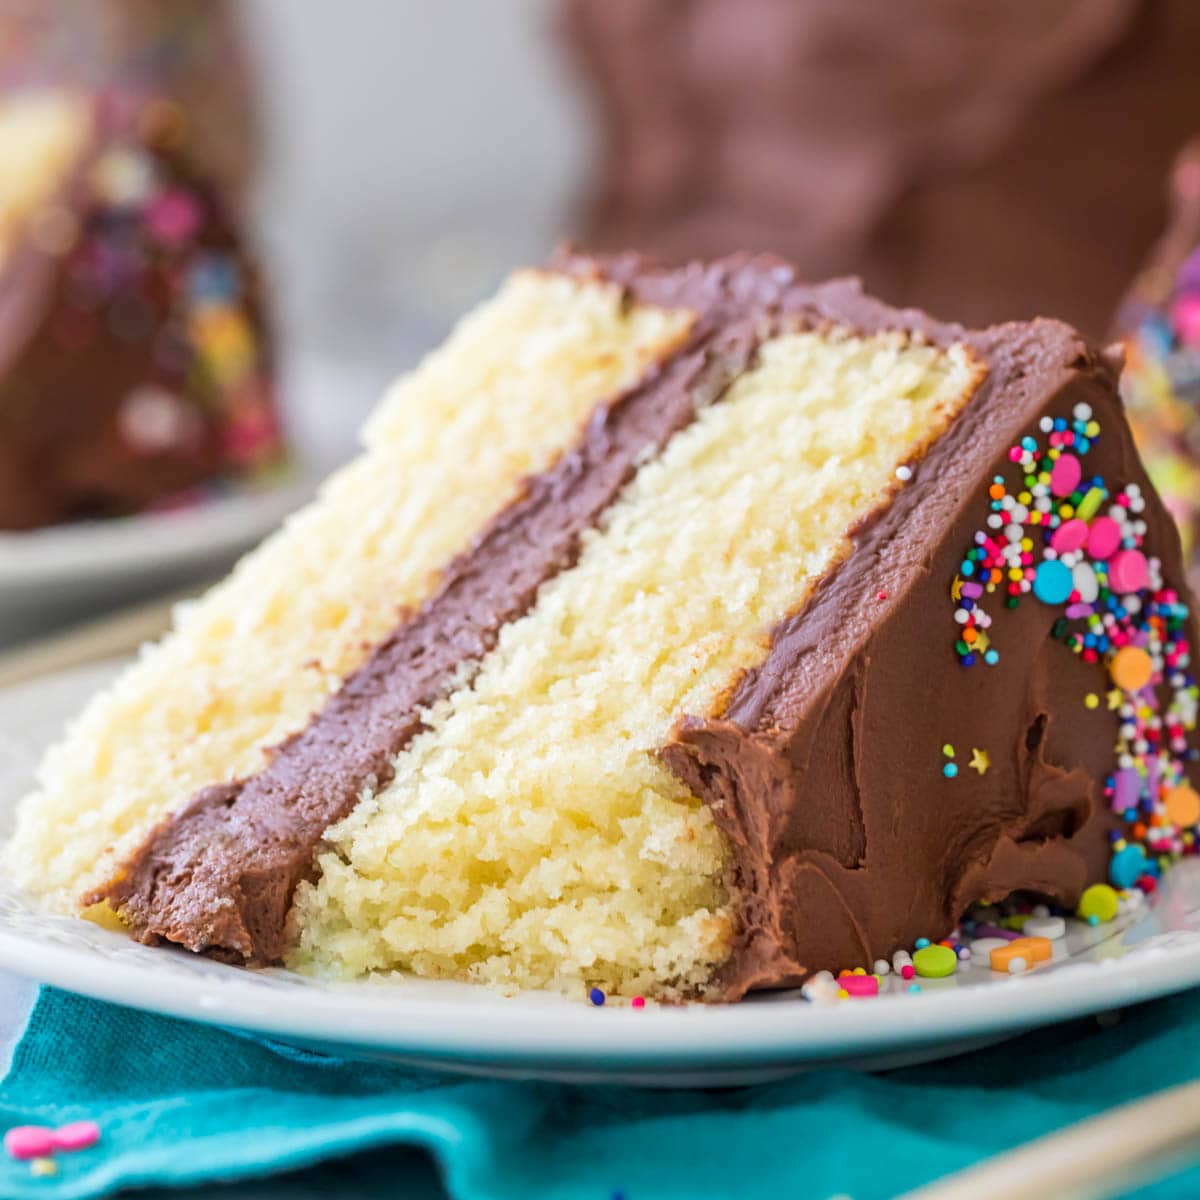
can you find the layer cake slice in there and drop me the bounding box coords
[6,251,1198,1001]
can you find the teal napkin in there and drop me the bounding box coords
[3,987,1200,1200]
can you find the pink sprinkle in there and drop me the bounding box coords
[1050,453,1082,497]
[1051,518,1088,553]
[52,1122,100,1153]
[1108,549,1149,594]
[1172,295,1200,344]
[1008,447,1022,462]
[877,590,887,601]
[4,1126,55,1161]
[1086,516,1122,561]
[839,974,879,998]
[146,188,202,245]
[631,996,645,1009]
[900,964,915,980]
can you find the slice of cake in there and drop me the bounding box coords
[0,90,280,532]
[6,251,1198,1002]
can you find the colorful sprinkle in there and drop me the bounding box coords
[839,973,880,997]
[1033,560,1073,605]
[1165,786,1200,828]
[913,944,957,978]
[1023,916,1066,940]
[943,763,958,779]
[631,996,645,1010]
[969,747,990,775]
[1110,646,1154,692]
[1077,884,1120,924]
[588,987,606,1007]
[952,409,1199,904]
[4,1127,55,1161]
[989,937,1052,973]
[1110,844,1148,889]
[51,1123,100,1153]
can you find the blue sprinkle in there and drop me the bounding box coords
[1033,560,1073,605]
[962,560,975,577]
[915,937,931,949]
[961,653,977,667]
[589,987,606,1007]
[961,598,974,611]
[943,764,958,779]
[984,650,999,665]
[1110,844,1147,889]
[908,984,922,994]
[1088,914,1100,927]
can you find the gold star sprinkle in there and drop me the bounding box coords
[1107,689,1123,711]
[974,629,991,654]
[969,748,991,775]
[950,575,964,602]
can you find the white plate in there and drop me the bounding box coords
[4,663,1200,1087]
[0,475,318,642]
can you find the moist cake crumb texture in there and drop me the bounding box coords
[292,331,979,996]
[5,271,691,908]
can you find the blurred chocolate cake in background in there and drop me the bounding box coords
[565,0,1200,340]
[0,2,280,532]
[1115,140,1200,588]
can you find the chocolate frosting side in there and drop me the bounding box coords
[94,281,767,963]
[645,279,1200,997]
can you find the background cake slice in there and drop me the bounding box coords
[0,89,280,531]
[6,251,1198,1002]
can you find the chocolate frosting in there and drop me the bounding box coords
[565,0,1200,340]
[99,252,1200,1000]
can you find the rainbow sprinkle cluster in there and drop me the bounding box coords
[952,408,1200,889]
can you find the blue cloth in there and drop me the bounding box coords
[3,987,1200,1200]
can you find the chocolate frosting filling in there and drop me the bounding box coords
[99,252,1200,999]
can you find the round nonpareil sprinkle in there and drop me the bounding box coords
[951,410,1199,894]
[588,987,606,1007]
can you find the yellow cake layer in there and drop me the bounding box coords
[0,91,90,268]
[293,330,983,998]
[5,272,693,908]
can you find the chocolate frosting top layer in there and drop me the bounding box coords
[100,251,1200,1000]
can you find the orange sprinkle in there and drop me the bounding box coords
[989,483,1005,500]
[989,937,1053,973]
[1110,646,1154,692]
[963,628,978,644]
[1165,785,1200,829]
